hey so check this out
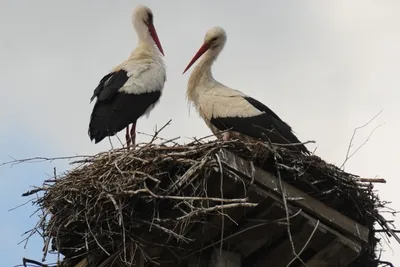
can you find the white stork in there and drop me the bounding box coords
[88,5,166,147]
[183,27,309,154]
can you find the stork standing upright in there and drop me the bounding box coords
[183,27,309,154]
[88,5,166,147]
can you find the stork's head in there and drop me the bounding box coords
[183,26,227,74]
[204,27,227,48]
[132,5,164,56]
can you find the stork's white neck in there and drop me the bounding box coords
[128,42,162,61]
[186,48,222,103]
[131,20,161,57]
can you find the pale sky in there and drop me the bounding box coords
[1,0,399,265]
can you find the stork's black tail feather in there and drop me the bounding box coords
[88,101,121,144]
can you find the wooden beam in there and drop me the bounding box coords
[250,220,334,267]
[188,250,241,267]
[217,149,369,243]
[228,202,306,258]
[235,173,362,266]
[73,258,88,267]
[306,238,360,267]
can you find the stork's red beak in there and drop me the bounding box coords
[183,42,210,74]
[148,23,164,56]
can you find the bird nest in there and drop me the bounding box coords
[18,136,396,267]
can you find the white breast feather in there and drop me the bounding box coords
[197,86,263,121]
[118,58,166,95]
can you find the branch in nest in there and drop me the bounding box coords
[354,177,386,183]
[341,110,383,170]
[177,202,257,221]
[21,257,50,267]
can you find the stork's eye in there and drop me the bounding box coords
[147,12,153,24]
[210,37,218,43]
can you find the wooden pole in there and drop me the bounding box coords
[188,250,241,267]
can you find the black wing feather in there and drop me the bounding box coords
[90,70,129,102]
[89,91,161,143]
[88,69,162,144]
[210,96,309,154]
[243,96,291,129]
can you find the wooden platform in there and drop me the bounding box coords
[143,149,369,267]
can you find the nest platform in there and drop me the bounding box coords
[21,138,396,267]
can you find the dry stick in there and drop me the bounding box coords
[182,210,303,260]
[375,229,400,233]
[341,109,383,170]
[85,214,110,256]
[215,154,225,254]
[137,131,180,146]
[177,203,257,221]
[372,212,400,244]
[285,220,320,267]
[187,128,232,144]
[107,135,114,150]
[160,136,181,146]
[114,133,125,148]
[8,198,36,211]
[141,194,249,203]
[355,177,386,183]
[254,124,315,154]
[149,119,172,144]
[273,148,309,267]
[19,214,47,248]
[346,124,382,161]
[0,155,92,167]
[42,235,51,262]
[271,140,316,147]
[139,219,192,242]
[22,257,50,267]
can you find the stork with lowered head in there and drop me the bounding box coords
[88,5,166,148]
[183,26,309,154]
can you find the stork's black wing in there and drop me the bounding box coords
[89,91,161,143]
[90,70,129,103]
[243,97,291,128]
[210,96,309,154]
[88,68,164,144]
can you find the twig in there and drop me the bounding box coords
[8,198,36,211]
[341,110,383,170]
[85,214,110,256]
[0,155,91,167]
[272,140,316,147]
[286,220,320,267]
[182,210,302,260]
[177,203,257,221]
[354,177,386,183]
[149,119,172,144]
[215,154,225,254]
[139,220,192,242]
[22,258,50,267]
[142,195,249,203]
[273,146,309,267]
[108,135,114,150]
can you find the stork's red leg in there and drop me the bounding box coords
[125,126,131,149]
[130,123,137,147]
[222,132,231,141]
